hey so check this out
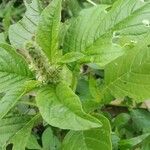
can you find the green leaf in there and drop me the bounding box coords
[76,78,99,112]
[100,0,117,4]
[141,136,150,150]
[130,109,150,133]
[60,65,73,86]
[62,114,112,150]
[0,44,33,92]
[9,0,41,49]
[42,127,61,150]
[0,33,6,43]
[36,0,62,62]
[0,80,39,120]
[111,133,120,150]
[82,37,124,68]
[103,34,150,102]
[119,133,150,150]
[10,114,40,150]
[64,4,108,52]
[89,75,101,102]
[65,0,83,16]
[26,134,42,150]
[64,0,150,66]
[36,82,102,130]
[59,52,85,63]
[112,113,130,129]
[0,115,39,149]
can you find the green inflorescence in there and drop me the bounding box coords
[25,41,62,84]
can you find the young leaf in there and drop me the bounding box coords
[103,34,150,102]
[89,75,101,102]
[0,44,33,92]
[76,78,99,113]
[9,0,41,49]
[62,114,112,150]
[65,0,83,16]
[119,133,150,150]
[82,37,124,68]
[36,0,62,62]
[59,52,85,63]
[36,82,102,130]
[130,109,150,133]
[42,127,61,150]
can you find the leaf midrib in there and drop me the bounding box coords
[84,1,149,51]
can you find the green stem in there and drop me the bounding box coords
[86,0,97,6]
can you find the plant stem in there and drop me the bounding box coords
[86,0,97,6]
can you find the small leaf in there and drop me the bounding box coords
[59,52,85,63]
[89,75,101,102]
[36,82,102,130]
[119,133,150,150]
[26,134,42,150]
[42,127,61,150]
[130,109,150,133]
[36,0,62,62]
[112,113,130,129]
[76,78,99,112]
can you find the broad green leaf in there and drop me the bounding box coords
[64,5,108,52]
[36,0,62,62]
[26,134,41,150]
[130,109,150,133]
[0,44,33,92]
[119,133,150,150]
[64,0,150,66]
[59,52,85,63]
[9,0,41,49]
[36,82,102,130]
[0,80,39,120]
[0,115,38,149]
[42,127,61,150]
[10,114,40,150]
[62,114,112,150]
[103,34,150,102]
